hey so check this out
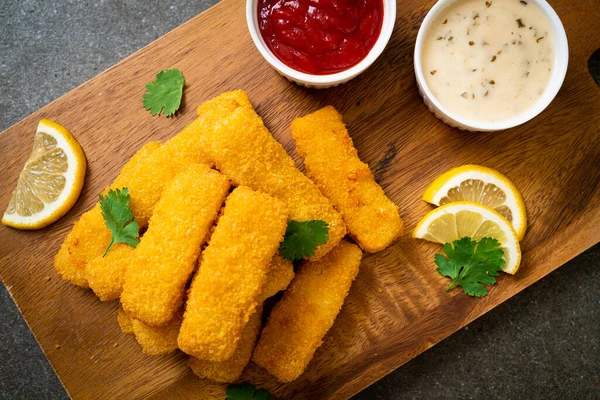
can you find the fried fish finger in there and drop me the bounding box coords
[131,310,184,356]
[260,255,295,300]
[118,256,292,357]
[195,98,346,260]
[55,92,250,289]
[117,306,134,334]
[188,307,263,383]
[253,240,362,382]
[121,165,230,326]
[178,186,288,362]
[54,141,161,288]
[187,257,293,382]
[86,244,135,301]
[292,106,404,252]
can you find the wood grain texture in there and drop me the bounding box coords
[1,0,599,399]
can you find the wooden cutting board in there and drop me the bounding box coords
[1,0,599,398]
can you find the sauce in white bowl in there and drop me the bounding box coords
[414,0,568,131]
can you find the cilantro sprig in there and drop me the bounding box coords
[142,68,185,117]
[279,220,329,262]
[226,383,274,400]
[435,237,505,297]
[99,188,140,257]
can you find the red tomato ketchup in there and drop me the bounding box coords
[257,0,384,75]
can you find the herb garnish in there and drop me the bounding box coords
[142,68,185,117]
[99,188,140,257]
[435,237,505,297]
[226,383,274,400]
[279,220,329,262]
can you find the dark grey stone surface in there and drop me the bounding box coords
[0,1,598,399]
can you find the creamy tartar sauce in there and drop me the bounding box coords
[422,0,555,122]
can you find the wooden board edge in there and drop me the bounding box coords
[334,205,600,399]
[1,283,72,398]
[0,0,229,137]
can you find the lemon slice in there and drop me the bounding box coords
[422,165,527,240]
[2,119,86,230]
[413,201,521,274]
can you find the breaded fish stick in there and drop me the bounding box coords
[86,244,134,301]
[195,96,346,260]
[131,310,183,356]
[261,255,295,300]
[253,240,362,382]
[121,165,230,326]
[187,258,293,382]
[117,258,292,358]
[188,307,263,383]
[55,92,249,288]
[178,186,288,362]
[292,106,404,253]
[54,142,161,288]
[195,89,254,117]
[117,306,134,334]
[114,91,250,226]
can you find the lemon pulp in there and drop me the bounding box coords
[3,119,86,230]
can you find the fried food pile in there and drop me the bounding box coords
[54,90,403,384]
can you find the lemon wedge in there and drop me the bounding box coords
[422,165,527,240]
[2,119,86,230]
[413,201,521,274]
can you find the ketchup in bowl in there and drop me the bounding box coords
[257,0,384,75]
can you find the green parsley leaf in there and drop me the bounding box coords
[142,68,185,117]
[225,383,274,400]
[279,220,329,262]
[99,188,140,257]
[435,237,505,297]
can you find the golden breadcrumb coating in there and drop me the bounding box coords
[121,165,230,326]
[131,310,184,356]
[86,244,134,301]
[260,255,294,301]
[188,256,289,383]
[188,307,263,383]
[178,186,288,362]
[196,89,254,116]
[292,106,404,253]
[195,102,346,260]
[55,91,250,289]
[122,121,212,228]
[186,258,290,379]
[253,240,362,382]
[117,306,181,355]
[117,306,134,334]
[110,91,249,227]
[116,257,289,360]
[121,92,249,227]
[54,142,161,288]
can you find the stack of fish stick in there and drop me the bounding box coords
[55,91,253,290]
[193,102,347,259]
[54,141,162,288]
[54,89,403,384]
[178,186,289,360]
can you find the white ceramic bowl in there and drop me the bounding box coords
[246,0,396,89]
[414,0,569,132]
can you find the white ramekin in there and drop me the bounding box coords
[414,0,569,132]
[246,0,396,89]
